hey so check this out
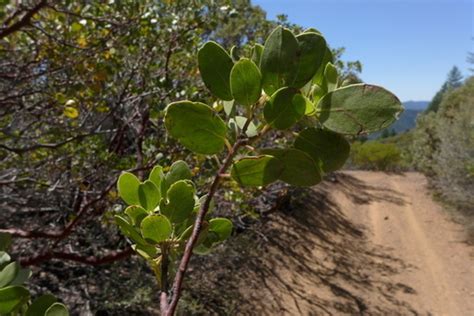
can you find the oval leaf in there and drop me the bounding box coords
[117,172,140,206]
[264,87,306,130]
[230,58,262,107]
[231,155,283,187]
[45,303,69,316]
[161,180,195,224]
[198,41,234,100]
[0,285,29,314]
[164,101,228,155]
[140,215,172,244]
[324,62,338,92]
[290,32,327,88]
[114,215,148,246]
[262,148,322,186]
[260,26,299,95]
[0,262,19,288]
[312,47,333,87]
[161,160,192,197]
[0,252,10,266]
[148,165,164,190]
[294,128,350,173]
[124,205,149,226]
[251,43,264,66]
[209,218,233,241]
[27,294,57,316]
[317,84,403,135]
[138,180,160,211]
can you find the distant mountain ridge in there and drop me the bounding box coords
[369,100,429,138]
[402,100,429,111]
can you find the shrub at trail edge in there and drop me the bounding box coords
[115,25,403,315]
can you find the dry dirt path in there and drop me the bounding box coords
[343,171,474,316]
[233,171,474,315]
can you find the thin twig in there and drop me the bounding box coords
[164,138,246,315]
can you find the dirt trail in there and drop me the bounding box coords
[233,171,474,315]
[345,171,474,315]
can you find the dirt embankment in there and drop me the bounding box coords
[188,171,474,315]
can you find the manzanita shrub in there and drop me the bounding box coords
[115,26,403,315]
[0,233,69,315]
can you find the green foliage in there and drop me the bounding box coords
[116,164,234,288]
[412,77,474,210]
[164,101,228,155]
[318,84,403,134]
[0,243,68,315]
[261,148,322,186]
[117,172,141,206]
[294,128,350,173]
[140,215,172,244]
[260,26,299,95]
[231,155,283,187]
[115,25,401,311]
[350,141,402,171]
[426,66,464,113]
[230,58,262,107]
[264,87,306,129]
[198,42,234,100]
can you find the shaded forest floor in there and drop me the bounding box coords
[183,171,474,315]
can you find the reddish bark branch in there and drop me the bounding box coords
[163,139,246,315]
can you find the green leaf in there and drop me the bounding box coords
[138,180,160,211]
[312,84,326,105]
[140,215,172,244]
[209,218,233,241]
[164,101,228,155]
[231,155,283,187]
[131,243,158,260]
[148,165,164,190]
[125,205,149,226]
[264,87,306,130]
[262,148,322,186]
[0,233,11,251]
[45,303,69,316]
[114,215,148,246]
[251,43,264,66]
[234,116,258,137]
[302,95,315,115]
[26,294,57,316]
[312,47,333,87]
[230,58,262,107]
[161,180,195,224]
[0,286,29,314]
[0,262,19,288]
[230,45,239,61]
[117,172,141,206]
[10,267,31,286]
[198,41,234,100]
[0,252,10,266]
[317,84,404,135]
[260,26,299,95]
[294,128,350,173]
[161,160,192,197]
[223,100,235,117]
[324,62,338,92]
[290,32,327,88]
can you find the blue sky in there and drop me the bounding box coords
[253,0,473,101]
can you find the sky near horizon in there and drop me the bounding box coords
[253,0,473,101]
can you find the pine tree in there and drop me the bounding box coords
[426,66,463,113]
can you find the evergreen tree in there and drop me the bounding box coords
[426,66,463,113]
